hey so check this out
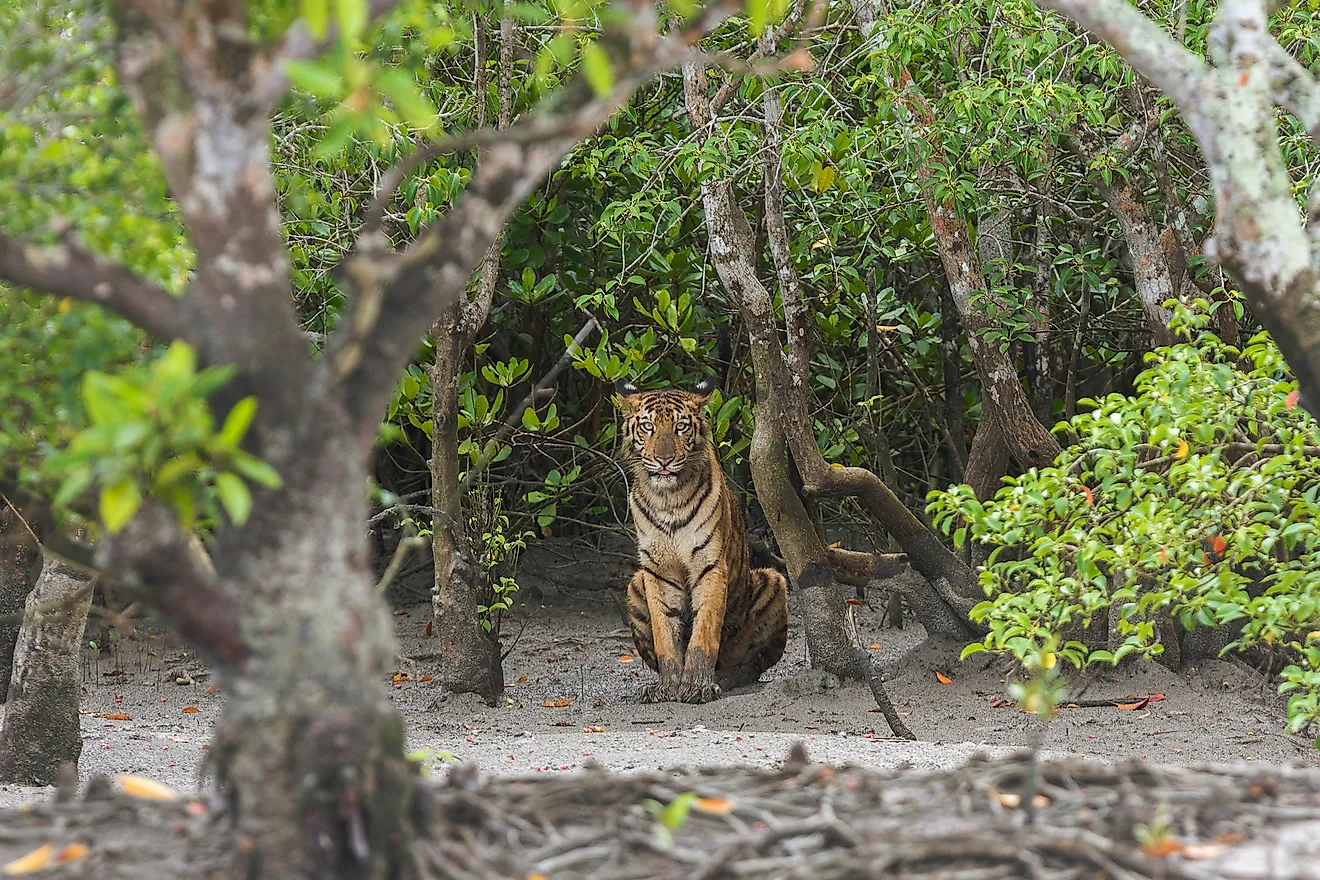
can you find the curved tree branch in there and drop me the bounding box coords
[0,231,192,343]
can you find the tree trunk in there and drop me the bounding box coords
[428,11,511,703]
[430,323,502,702]
[205,431,417,880]
[0,543,94,784]
[0,504,39,704]
[1067,134,1178,346]
[1026,192,1056,424]
[938,282,969,472]
[929,198,1062,471]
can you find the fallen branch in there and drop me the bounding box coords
[843,602,914,740]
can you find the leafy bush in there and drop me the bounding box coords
[928,308,1320,739]
[44,342,282,535]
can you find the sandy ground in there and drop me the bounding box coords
[0,538,1312,808]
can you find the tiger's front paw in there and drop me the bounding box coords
[641,681,680,703]
[677,677,721,704]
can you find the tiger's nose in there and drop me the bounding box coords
[655,455,674,467]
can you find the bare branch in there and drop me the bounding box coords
[0,231,193,343]
[330,0,739,435]
[1265,39,1320,144]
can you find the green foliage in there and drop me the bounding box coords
[929,307,1320,737]
[469,492,531,631]
[641,791,697,851]
[44,342,282,534]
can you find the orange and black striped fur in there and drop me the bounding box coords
[616,376,788,703]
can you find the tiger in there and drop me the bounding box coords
[615,375,789,703]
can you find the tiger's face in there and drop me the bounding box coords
[615,377,717,486]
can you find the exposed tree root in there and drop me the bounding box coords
[6,750,1320,879]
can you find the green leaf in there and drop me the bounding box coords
[313,116,355,159]
[231,452,284,490]
[284,59,344,98]
[100,478,141,534]
[218,397,258,449]
[335,0,368,40]
[215,472,253,526]
[53,468,92,508]
[154,454,203,489]
[580,43,614,98]
[747,0,769,36]
[522,407,542,431]
[375,69,437,130]
[301,0,330,38]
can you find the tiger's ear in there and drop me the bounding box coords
[690,374,718,402]
[614,378,642,409]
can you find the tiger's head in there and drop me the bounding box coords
[615,376,717,486]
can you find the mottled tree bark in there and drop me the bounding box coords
[0,543,94,785]
[0,504,38,704]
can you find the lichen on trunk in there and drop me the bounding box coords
[0,543,94,785]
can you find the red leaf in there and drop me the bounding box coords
[1210,535,1227,555]
[180,706,200,714]
[425,621,433,637]
[1115,697,1149,711]
[1080,485,1094,507]
[102,713,133,721]
[936,672,953,684]
[1287,388,1301,410]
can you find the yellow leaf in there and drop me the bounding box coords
[811,236,829,250]
[181,706,200,714]
[529,874,549,880]
[419,675,433,682]
[3,844,51,875]
[693,796,735,815]
[875,324,899,332]
[57,298,72,314]
[1042,652,1056,670]
[868,643,882,650]
[117,774,178,801]
[393,673,412,682]
[102,713,133,721]
[582,726,605,733]
[829,462,845,469]
[53,844,88,865]
[1175,439,1189,459]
